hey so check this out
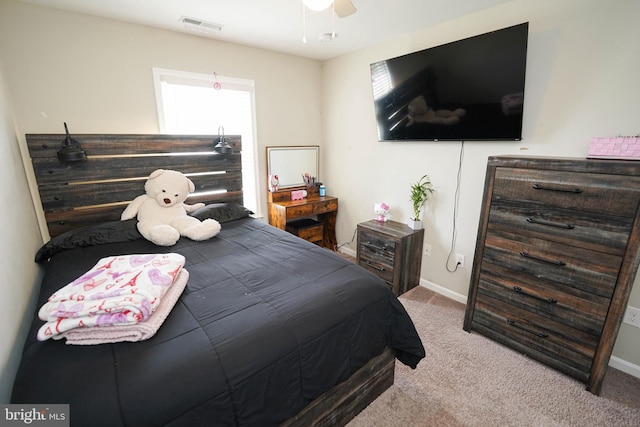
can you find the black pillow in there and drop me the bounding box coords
[35,219,142,262]
[190,203,253,223]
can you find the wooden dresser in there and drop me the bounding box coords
[357,220,424,296]
[463,156,640,395]
[267,185,338,249]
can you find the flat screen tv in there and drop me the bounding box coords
[370,22,529,142]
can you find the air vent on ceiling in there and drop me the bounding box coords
[180,16,223,33]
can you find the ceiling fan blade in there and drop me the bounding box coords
[334,0,357,18]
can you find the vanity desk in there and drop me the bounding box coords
[267,185,338,250]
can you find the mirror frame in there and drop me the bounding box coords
[266,145,319,189]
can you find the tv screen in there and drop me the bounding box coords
[370,23,529,142]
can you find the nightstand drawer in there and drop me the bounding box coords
[358,231,396,284]
[358,257,394,286]
[359,231,396,260]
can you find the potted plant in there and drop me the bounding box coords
[408,175,434,230]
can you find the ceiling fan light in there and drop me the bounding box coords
[303,0,333,12]
[319,32,337,43]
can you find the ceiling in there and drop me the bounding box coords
[19,0,514,61]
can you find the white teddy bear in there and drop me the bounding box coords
[121,169,221,246]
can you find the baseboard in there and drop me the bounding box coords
[338,247,356,258]
[609,356,640,379]
[419,278,467,304]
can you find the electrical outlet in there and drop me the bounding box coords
[424,244,432,256]
[623,306,640,328]
[455,254,465,269]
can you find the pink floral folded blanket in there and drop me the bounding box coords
[37,253,185,341]
[61,269,189,345]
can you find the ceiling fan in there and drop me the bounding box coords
[302,0,357,18]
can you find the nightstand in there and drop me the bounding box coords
[357,220,424,296]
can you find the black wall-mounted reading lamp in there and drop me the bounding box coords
[214,126,232,154]
[57,122,87,162]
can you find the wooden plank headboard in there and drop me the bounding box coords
[26,134,242,237]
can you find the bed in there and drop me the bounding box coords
[11,134,425,426]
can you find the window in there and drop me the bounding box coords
[152,68,260,215]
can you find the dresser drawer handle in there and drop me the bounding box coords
[365,261,385,272]
[507,319,549,338]
[513,286,558,304]
[526,217,574,230]
[519,251,566,267]
[532,183,583,194]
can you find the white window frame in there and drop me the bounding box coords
[152,67,261,216]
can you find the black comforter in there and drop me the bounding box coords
[12,218,425,426]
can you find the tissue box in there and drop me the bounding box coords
[291,190,306,200]
[588,137,640,160]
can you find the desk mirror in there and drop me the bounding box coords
[266,146,319,189]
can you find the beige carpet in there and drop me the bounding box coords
[348,286,640,427]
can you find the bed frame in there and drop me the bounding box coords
[25,133,394,426]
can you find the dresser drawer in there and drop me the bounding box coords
[482,229,621,298]
[492,168,640,217]
[473,296,597,379]
[477,263,609,336]
[487,200,634,255]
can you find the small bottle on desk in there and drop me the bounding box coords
[319,185,326,197]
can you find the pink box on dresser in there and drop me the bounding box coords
[290,190,306,200]
[588,136,640,160]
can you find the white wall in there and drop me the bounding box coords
[0,61,43,402]
[322,0,640,370]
